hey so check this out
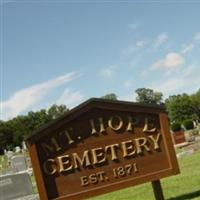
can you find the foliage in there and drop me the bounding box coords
[165,93,198,123]
[190,89,200,120]
[0,104,69,153]
[182,119,194,130]
[0,121,14,150]
[48,104,69,119]
[171,122,182,132]
[101,93,118,100]
[135,88,163,104]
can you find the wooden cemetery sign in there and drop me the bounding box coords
[26,98,179,200]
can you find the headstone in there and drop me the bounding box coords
[15,146,21,153]
[0,159,14,175]
[11,155,27,173]
[0,173,34,200]
[172,131,186,144]
[185,130,196,142]
[0,168,15,176]
[6,151,13,160]
[4,149,7,155]
[26,156,32,169]
[22,141,27,151]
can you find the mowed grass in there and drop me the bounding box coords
[1,144,199,200]
[90,149,200,200]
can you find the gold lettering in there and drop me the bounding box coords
[108,116,123,131]
[89,174,98,184]
[64,130,74,144]
[90,118,105,135]
[57,155,73,172]
[43,159,57,175]
[41,143,54,156]
[80,176,89,186]
[133,163,139,172]
[41,137,61,155]
[72,150,91,168]
[51,137,62,151]
[105,144,119,161]
[126,116,139,132]
[121,140,136,157]
[91,148,106,165]
[135,137,150,154]
[143,117,156,133]
[97,171,106,182]
[148,133,161,150]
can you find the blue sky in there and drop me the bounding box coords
[1,0,200,120]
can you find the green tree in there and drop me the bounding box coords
[26,109,50,131]
[101,93,118,100]
[8,117,28,146]
[0,104,69,150]
[47,104,69,119]
[0,121,14,152]
[135,88,163,104]
[165,94,198,123]
[190,89,200,120]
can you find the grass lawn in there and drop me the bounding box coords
[2,143,199,200]
[90,149,200,200]
[0,155,8,170]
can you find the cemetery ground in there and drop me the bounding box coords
[91,139,200,200]
[1,140,200,200]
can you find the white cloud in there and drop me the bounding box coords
[194,32,200,41]
[182,64,196,77]
[181,43,194,54]
[119,93,137,102]
[100,66,115,78]
[56,89,83,108]
[150,65,200,98]
[136,40,148,48]
[151,78,185,97]
[122,40,148,57]
[151,52,185,70]
[128,23,138,31]
[154,32,168,47]
[0,72,79,120]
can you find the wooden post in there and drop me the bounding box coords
[152,180,165,200]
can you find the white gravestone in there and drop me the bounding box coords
[11,155,27,173]
[0,173,35,200]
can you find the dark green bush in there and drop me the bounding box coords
[171,122,181,132]
[183,119,194,130]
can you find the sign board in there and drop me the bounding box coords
[26,98,179,200]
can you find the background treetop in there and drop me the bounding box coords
[135,88,163,105]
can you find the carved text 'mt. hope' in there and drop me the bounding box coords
[41,115,158,156]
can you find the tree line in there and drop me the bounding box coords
[102,88,200,126]
[0,88,200,153]
[0,104,68,153]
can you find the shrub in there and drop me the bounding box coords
[183,119,194,130]
[171,122,181,132]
